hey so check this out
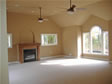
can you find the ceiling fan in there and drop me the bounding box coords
[66,0,85,14]
[38,7,48,23]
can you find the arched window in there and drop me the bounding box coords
[91,26,102,54]
[83,26,109,55]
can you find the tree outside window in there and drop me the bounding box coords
[41,34,57,46]
[91,26,102,54]
[104,32,109,55]
[83,33,90,53]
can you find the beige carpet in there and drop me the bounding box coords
[9,58,112,84]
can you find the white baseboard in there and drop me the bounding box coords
[40,55,64,60]
[8,61,19,65]
[40,55,74,60]
[82,56,109,61]
[8,55,75,64]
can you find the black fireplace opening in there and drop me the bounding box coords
[24,49,37,62]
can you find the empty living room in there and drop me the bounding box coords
[0,0,112,84]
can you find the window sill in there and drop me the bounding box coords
[83,53,109,56]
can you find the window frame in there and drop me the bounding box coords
[41,34,58,46]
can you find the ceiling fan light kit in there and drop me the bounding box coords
[67,0,77,14]
[38,7,48,23]
[38,18,44,23]
[67,10,74,14]
[38,7,44,23]
[67,8,76,14]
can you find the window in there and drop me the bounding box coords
[83,33,90,53]
[103,32,109,55]
[8,33,12,48]
[83,26,109,55]
[41,34,57,46]
[91,26,102,54]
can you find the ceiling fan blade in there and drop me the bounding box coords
[44,19,48,21]
[76,8,86,10]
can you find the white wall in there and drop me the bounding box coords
[62,26,81,57]
[0,0,9,84]
[7,12,62,62]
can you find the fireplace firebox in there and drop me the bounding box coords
[24,49,37,62]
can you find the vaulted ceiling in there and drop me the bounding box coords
[50,0,112,27]
[7,0,112,27]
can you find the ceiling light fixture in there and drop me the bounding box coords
[67,0,76,14]
[38,7,44,23]
[38,17,44,23]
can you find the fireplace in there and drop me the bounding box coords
[24,49,37,62]
[18,43,40,63]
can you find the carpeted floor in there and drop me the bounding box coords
[9,58,112,84]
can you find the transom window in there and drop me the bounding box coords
[83,26,109,55]
[41,34,58,46]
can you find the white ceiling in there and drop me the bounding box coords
[7,0,104,16]
[50,0,112,27]
[7,0,112,27]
